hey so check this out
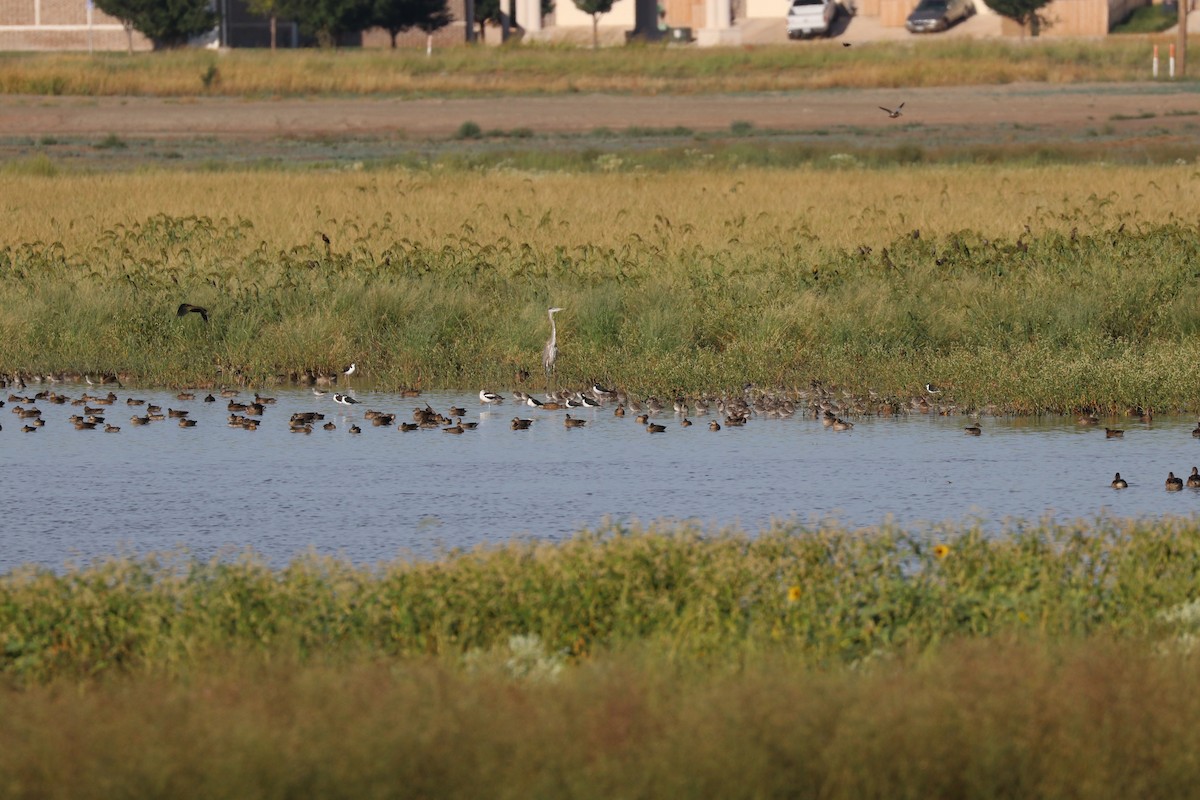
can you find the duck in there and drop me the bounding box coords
[1111,472,1128,489]
[964,424,982,436]
[635,414,649,425]
[681,418,692,427]
[1077,414,1099,426]
[323,422,336,431]
[130,415,151,425]
[1193,423,1200,439]
[443,422,464,434]
[1188,467,1200,488]
[104,424,120,433]
[178,419,197,428]
[1167,472,1184,491]
[348,425,361,434]
[511,418,533,430]
[564,414,587,428]
[832,418,853,432]
[168,408,189,418]
[176,392,195,401]
[646,423,667,433]
[291,424,313,434]
[614,404,626,417]
[709,421,721,431]
[1105,428,1124,439]
[399,422,419,432]
[447,406,467,417]
[204,394,217,403]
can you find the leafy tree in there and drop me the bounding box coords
[983,0,1051,35]
[572,0,615,47]
[93,0,216,50]
[372,0,452,48]
[279,0,373,47]
[246,0,285,49]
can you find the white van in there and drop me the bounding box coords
[786,0,839,38]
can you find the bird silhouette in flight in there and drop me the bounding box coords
[879,102,905,119]
[176,303,209,323]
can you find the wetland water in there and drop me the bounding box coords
[4,385,1200,572]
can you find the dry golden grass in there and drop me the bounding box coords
[0,41,1164,97]
[4,164,1199,253]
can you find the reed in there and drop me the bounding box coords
[3,165,1200,408]
[0,40,1164,97]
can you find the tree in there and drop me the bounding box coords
[372,0,451,49]
[982,0,1050,35]
[93,0,216,50]
[279,0,373,47]
[246,0,284,49]
[572,0,615,47]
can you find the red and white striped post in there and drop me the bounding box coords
[1170,43,1176,79]
[1154,44,1159,78]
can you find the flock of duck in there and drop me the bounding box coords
[5,372,1200,491]
[1,375,867,438]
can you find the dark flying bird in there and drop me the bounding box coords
[176,303,209,323]
[879,102,905,119]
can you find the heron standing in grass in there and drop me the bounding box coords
[543,307,564,382]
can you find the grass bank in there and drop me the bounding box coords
[6,520,1200,796]
[0,39,1174,98]
[3,166,1200,410]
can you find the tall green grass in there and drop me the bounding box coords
[0,39,1172,97]
[3,207,1200,410]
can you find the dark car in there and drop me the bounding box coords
[905,0,973,32]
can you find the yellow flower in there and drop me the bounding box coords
[787,585,802,603]
[933,544,950,559]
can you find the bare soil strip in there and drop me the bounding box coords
[1,83,1197,141]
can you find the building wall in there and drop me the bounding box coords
[0,0,152,51]
[996,0,1148,34]
[554,0,636,27]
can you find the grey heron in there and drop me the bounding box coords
[543,307,564,380]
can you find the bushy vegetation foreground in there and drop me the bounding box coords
[5,520,1200,797]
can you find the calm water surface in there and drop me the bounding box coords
[4,385,1200,571]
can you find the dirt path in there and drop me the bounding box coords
[0,83,1196,141]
